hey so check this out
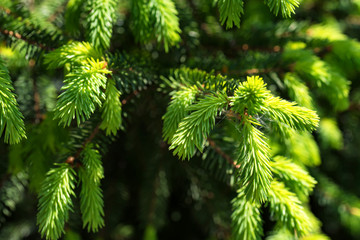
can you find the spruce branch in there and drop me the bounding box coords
[169,93,229,160]
[207,137,240,168]
[265,0,300,18]
[262,95,319,132]
[0,58,26,144]
[162,85,198,143]
[283,72,314,110]
[231,188,263,240]
[268,180,312,237]
[79,145,105,232]
[100,78,122,136]
[131,0,181,51]
[53,59,110,126]
[237,117,272,203]
[218,0,244,29]
[44,42,103,69]
[85,0,117,51]
[37,163,76,240]
[271,156,317,197]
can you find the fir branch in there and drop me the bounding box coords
[37,163,76,240]
[262,95,319,132]
[268,180,312,237]
[64,0,84,36]
[231,188,263,240]
[230,75,271,116]
[318,118,343,150]
[85,0,117,51]
[100,78,122,136]
[53,59,110,126]
[151,0,182,52]
[131,0,181,52]
[283,44,350,111]
[218,0,244,29]
[0,58,26,144]
[79,145,105,232]
[237,117,272,203]
[265,0,299,18]
[0,10,64,54]
[271,156,317,197]
[283,72,314,110]
[44,42,103,69]
[0,28,48,51]
[162,85,198,143]
[169,93,229,160]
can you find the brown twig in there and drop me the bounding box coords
[207,138,240,169]
[0,28,52,51]
[225,109,242,121]
[65,124,101,165]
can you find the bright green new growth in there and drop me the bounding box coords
[231,189,263,240]
[79,145,105,232]
[263,96,319,132]
[86,0,117,51]
[238,118,273,203]
[268,180,312,237]
[162,86,198,143]
[283,72,314,109]
[231,75,270,115]
[271,156,317,197]
[0,58,26,144]
[318,118,343,150]
[169,93,229,160]
[54,59,110,126]
[100,78,122,135]
[37,164,76,240]
[44,42,103,69]
[132,0,181,52]
[164,72,319,204]
[283,43,350,111]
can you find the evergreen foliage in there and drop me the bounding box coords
[0,58,25,144]
[1,0,360,239]
[37,164,76,240]
[79,145,105,232]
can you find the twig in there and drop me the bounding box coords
[207,138,240,169]
[65,124,101,165]
[0,28,52,51]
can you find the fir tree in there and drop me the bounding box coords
[1,0,360,239]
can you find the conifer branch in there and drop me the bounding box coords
[271,156,317,197]
[162,86,198,143]
[218,0,244,29]
[79,145,105,232]
[231,188,263,240]
[53,59,110,126]
[100,78,122,135]
[265,0,299,18]
[0,58,26,144]
[85,0,117,51]
[37,163,76,240]
[268,180,312,237]
[237,117,272,203]
[131,0,181,51]
[169,93,229,160]
[0,28,49,51]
